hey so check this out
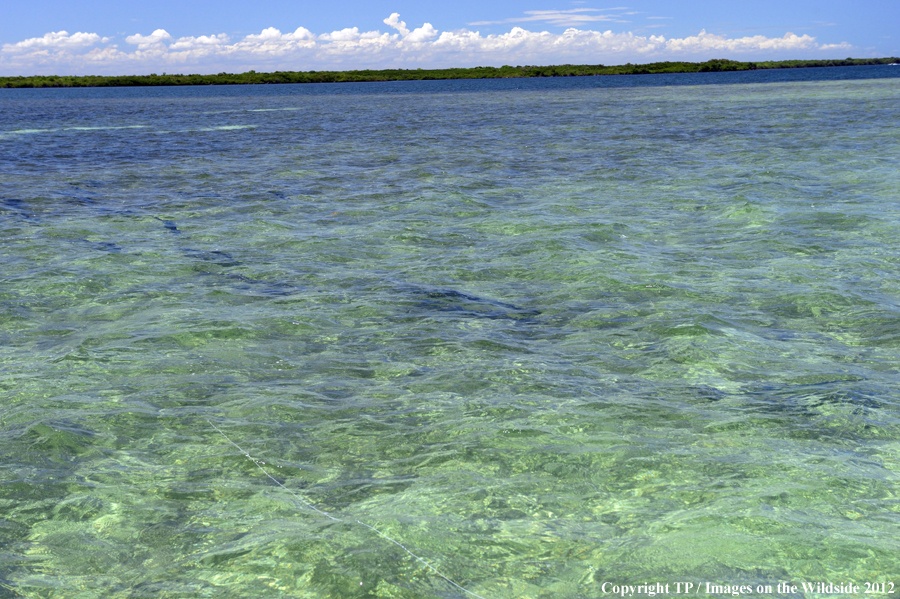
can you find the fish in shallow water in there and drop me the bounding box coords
[404,286,541,322]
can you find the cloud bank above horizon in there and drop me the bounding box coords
[1,12,854,76]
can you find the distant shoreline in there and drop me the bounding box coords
[2,57,898,88]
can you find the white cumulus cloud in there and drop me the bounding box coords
[229,27,317,57]
[3,31,107,52]
[169,34,231,51]
[125,29,174,50]
[663,30,818,54]
[319,27,362,42]
[383,13,410,36]
[0,14,857,76]
[406,24,439,43]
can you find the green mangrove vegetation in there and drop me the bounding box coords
[2,57,898,88]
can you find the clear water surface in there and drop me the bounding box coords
[1,66,900,598]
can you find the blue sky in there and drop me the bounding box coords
[2,1,897,75]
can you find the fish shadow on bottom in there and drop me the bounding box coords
[398,285,541,323]
[181,248,240,267]
[195,270,302,297]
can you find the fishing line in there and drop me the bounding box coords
[208,420,490,599]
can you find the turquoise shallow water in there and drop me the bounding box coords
[2,69,900,598]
